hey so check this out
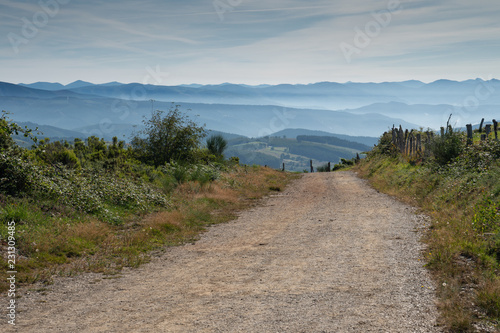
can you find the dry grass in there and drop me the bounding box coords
[355,155,500,332]
[1,165,296,292]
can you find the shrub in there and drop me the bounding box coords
[228,156,239,165]
[38,141,81,169]
[471,196,500,235]
[131,105,206,166]
[426,128,464,165]
[172,166,188,184]
[0,152,33,196]
[0,112,38,151]
[369,131,396,156]
[316,163,330,172]
[206,134,227,158]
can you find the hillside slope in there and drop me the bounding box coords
[356,129,500,331]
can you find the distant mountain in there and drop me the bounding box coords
[11,78,500,109]
[268,129,378,147]
[344,102,499,129]
[397,80,427,88]
[56,79,500,110]
[0,83,419,137]
[19,80,100,91]
[205,130,246,141]
[63,81,403,109]
[65,80,95,89]
[296,135,371,152]
[19,82,65,91]
[17,122,85,140]
[0,82,84,99]
[98,81,124,87]
[178,84,205,88]
[2,79,499,141]
[73,123,138,141]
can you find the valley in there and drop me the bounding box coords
[2,78,499,170]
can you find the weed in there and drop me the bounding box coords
[356,135,500,331]
[477,279,500,319]
[0,163,294,293]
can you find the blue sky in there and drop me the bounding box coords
[1,0,499,85]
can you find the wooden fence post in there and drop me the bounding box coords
[479,118,485,133]
[494,119,498,141]
[416,133,422,153]
[398,126,405,153]
[327,162,331,172]
[466,124,473,145]
[404,129,409,155]
[485,124,492,141]
[310,160,314,173]
[409,135,414,157]
[282,163,285,172]
[481,134,487,142]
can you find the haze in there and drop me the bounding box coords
[2,0,500,85]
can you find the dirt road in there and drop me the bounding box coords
[4,172,440,332]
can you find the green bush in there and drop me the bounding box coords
[426,129,464,165]
[131,106,206,166]
[172,166,188,184]
[471,196,500,235]
[228,156,239,165]
[206,134,227,158]
[374,132,395,156]
[316,163,330,172]
[0,152,33,196]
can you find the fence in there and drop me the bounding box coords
[391,125,429,158]
[280,160,325,172]
[391,118,499,158]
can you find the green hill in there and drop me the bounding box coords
[226,135,367,171]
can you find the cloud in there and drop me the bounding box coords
[0,0,499,84]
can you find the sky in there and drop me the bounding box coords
[1,0,499,85]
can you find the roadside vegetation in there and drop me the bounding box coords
[356,124,500,332]
[0,108,294,292]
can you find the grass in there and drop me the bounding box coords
[355,141,500,332]
[0,165,296,291]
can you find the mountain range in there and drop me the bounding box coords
[2,79,499,142]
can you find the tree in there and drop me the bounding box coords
[0,111,38,151]
[131,105,205,166]
[206,134,227,158]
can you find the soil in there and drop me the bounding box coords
[2,171,441,332]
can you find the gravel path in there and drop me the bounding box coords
[3,171,440,332]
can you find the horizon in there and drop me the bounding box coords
[12,77,500,87]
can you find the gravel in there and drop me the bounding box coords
[2,171,441,332]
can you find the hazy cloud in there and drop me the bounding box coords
[1,0,499,84]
